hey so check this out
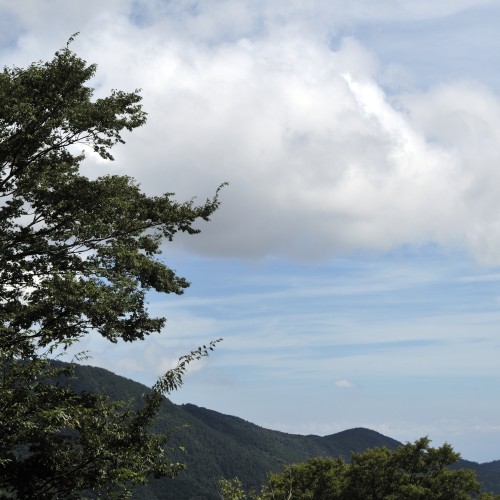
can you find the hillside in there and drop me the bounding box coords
[66,363,500,499]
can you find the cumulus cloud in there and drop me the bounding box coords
[3,0,500,262]
[97,33,495,262]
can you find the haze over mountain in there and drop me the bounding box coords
[69,363,500,499]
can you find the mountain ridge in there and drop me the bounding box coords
[65,363,500,498]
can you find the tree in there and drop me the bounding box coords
[1,342,220,499]
[217,477,249,500]
[0,38,222,498]
[261,456,347,500]
[345,437,480,499]
[219,438,482,500]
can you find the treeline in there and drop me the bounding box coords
[218,438,500,500]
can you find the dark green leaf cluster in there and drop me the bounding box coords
[0,42,222,497]
[0,358,184,499]
[0,343,222,498]
[219,438,482,500]
[0,45,222,358]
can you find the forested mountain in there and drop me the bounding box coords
[66,363,500,499]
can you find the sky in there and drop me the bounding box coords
[2,0,500,463]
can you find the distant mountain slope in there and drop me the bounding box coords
[452,459,500,495]
[181,403,401,462]
[66,363,500,499]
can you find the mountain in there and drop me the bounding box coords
[66,363,500,499]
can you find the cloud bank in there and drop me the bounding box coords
[3,0,500,262]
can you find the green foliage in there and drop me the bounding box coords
[0,39,222,498]
[0,358,178,498]
[0,40,222,360]
[262,456,348,500]
[345,437,480,500]
[219,438,482,500]
[0,343,220,498]
[217,478,249,500]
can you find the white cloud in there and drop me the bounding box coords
[102,33,480,261]
[3,1,500,262]
[335,378,356,388]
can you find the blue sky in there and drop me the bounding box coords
[2,0,500,462]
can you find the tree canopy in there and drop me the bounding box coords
[218,438,484,500]
[0,40,222,498]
